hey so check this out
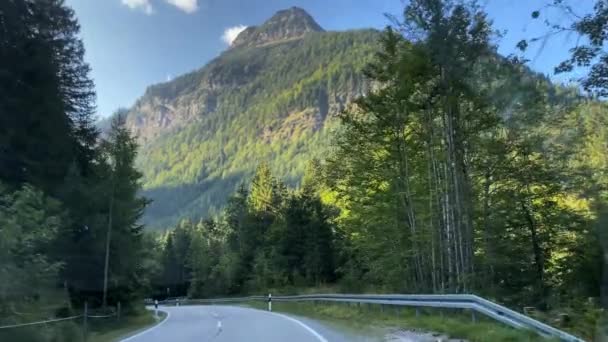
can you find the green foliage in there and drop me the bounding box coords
[100,115,149,307]
[248,163,277,213]
[0,0,97,194]
[134,29,381,228]
[553,0,608,96]
[144,2,603,340]
[152,164,338,297]
[0,185,65,316]
[327,1,501,293]
[321,1,600,337]
[0,5,152,340]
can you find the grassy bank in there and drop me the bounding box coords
[0,309,165,342]
[88,309,166,342]
[245,300,556,342]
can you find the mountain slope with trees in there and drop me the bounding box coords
[121,8,380,228]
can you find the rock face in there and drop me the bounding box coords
[121,8,380,228]
[232,7,324,48]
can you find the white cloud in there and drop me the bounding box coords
[121,0,154,15]
[222,25,248,46]
[165,0,198,13]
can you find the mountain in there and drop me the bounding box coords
[123,7,380,228]
[232,7,324,48]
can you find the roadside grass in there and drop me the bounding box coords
[0,308,164,342]
[245,300,557,342]
[242,286,595,341]
[0,296,81,342]
[526,304,600,341]
[87,309,166,342]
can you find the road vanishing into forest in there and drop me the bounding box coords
[119,305,373,342]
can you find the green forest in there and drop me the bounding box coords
[0,1,151,340]
[1,0,608,341]
[135,28,380,228]
[148,1,608,340]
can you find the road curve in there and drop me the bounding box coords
[120,305,330,342]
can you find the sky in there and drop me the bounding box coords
[65,0,594,118]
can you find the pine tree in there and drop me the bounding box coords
[0,0,78,193]
[100,114,148,307]
[249,163,276,213]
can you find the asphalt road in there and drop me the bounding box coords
[119,305,373,342]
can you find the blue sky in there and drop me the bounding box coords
[65,0,593,118]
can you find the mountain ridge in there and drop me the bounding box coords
[232,7,324,48]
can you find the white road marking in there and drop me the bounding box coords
[264,311,328,342]
[120,310,171,342]
[211,310,223,338]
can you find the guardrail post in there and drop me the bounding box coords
[268,293,272,312]
[83,301,88,342]
[471,310,477,323]
[415,307,420,317]
[380,304,384,314]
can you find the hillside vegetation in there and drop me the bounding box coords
[125,10,380,227]
[2,1,606,341]
[146,3,606,341]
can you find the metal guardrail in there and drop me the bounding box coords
[159,294,585,342]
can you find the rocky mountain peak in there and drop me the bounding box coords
[232,7,324,48]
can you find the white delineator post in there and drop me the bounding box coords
[154,299,159,318]
[268,293,272,312]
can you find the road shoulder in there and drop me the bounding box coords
[112,309,169,342]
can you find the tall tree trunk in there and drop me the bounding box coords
[395,122,424,291]
[598,204,608,310]
[428,147,438,293]
[520,198,547,309]
[440,70,473,292]
[482,167,495,291]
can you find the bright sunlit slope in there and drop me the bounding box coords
[117,6,579,230]
[118,7,379,228]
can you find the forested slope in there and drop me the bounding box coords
[147,2,607,340]
[122,8,380,228]
[6,1,605,341]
